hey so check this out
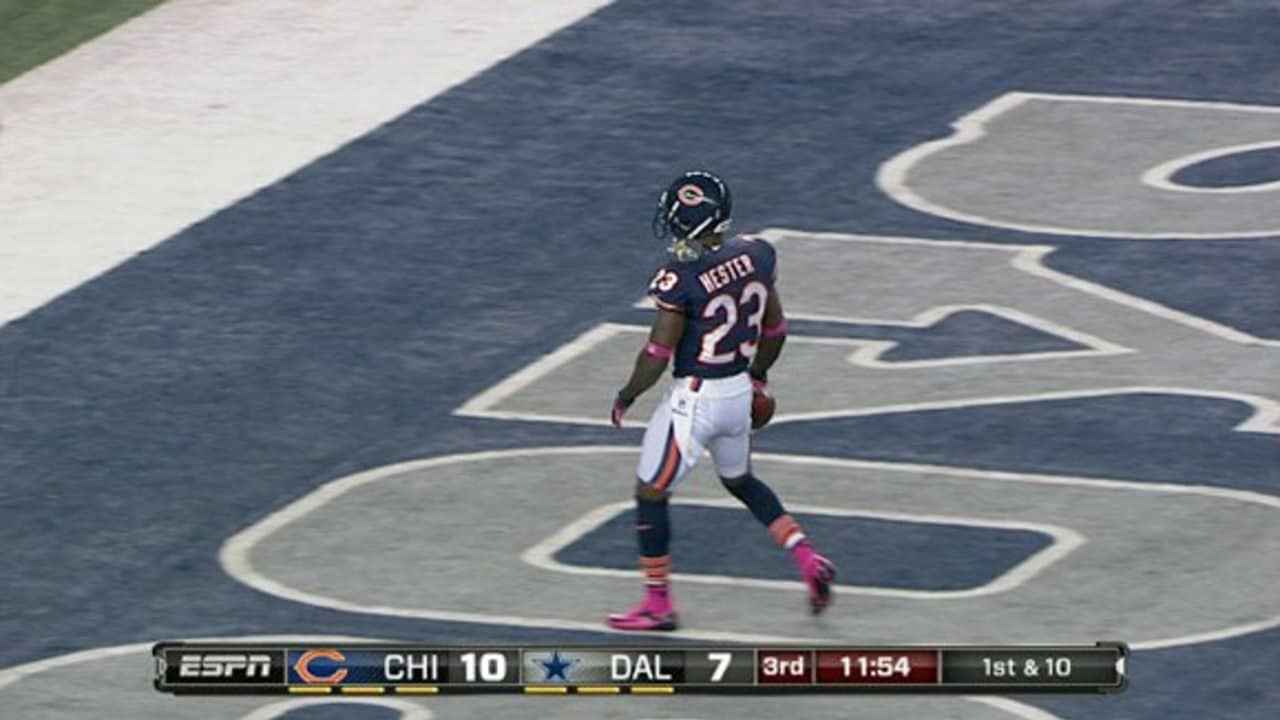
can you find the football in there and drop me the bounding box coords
[751,384,776,429]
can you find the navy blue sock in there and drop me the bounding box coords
[721,473,786,527]
[636,494,671,558]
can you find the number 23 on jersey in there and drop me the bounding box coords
[699,281,768,364]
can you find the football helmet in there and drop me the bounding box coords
[651,170,732,261]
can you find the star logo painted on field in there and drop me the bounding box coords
[535,649,579,682]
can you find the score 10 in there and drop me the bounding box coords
[816,650,939,685]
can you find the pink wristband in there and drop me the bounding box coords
[762,318,789,338]
[643,341,673,360]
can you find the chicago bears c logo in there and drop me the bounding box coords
[293,648,348,684]
[676,183,710,206]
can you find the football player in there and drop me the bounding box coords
[607,170,836,631]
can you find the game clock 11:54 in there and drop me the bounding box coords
[816,650,939,684]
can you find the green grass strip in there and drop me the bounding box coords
[0,0,169,85]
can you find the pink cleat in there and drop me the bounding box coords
[795,546,837,615]
[606,597,679,632]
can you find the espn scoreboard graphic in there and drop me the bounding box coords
[154,642,1127,695]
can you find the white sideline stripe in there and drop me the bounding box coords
[758,229,1280,347]
[217,445,1280,652]
[874,91,1280,239]
[0,0,615,329]
[1141,139,1280,195]
[0,639,1064,720]
[521,497,1085,600]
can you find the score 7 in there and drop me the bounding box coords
[708,652,733,682]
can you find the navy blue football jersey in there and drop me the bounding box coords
[648,234,778,378]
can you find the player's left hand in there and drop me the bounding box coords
[611,392,635,428]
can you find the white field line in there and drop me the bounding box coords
[758,229,1280,347]
[521,496,1084,600]
[217,445,1280,651]
[873,91,1280,239]
[1141,139,1280,195]
[0,0,614,329]
[455,323,630,416]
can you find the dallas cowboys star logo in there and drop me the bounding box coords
[535,649,579,682]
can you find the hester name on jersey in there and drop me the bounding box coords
[648,235,779,379]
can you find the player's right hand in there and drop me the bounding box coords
[750,376,776,430]
[611,392,635,428]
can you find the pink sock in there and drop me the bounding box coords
[790,540,817,572]
[644,585,672,612]
[640,555,673,612]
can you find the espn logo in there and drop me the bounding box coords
[156,645,285,687]
[179,653,273,678]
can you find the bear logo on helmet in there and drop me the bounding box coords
[676,183,711,206]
